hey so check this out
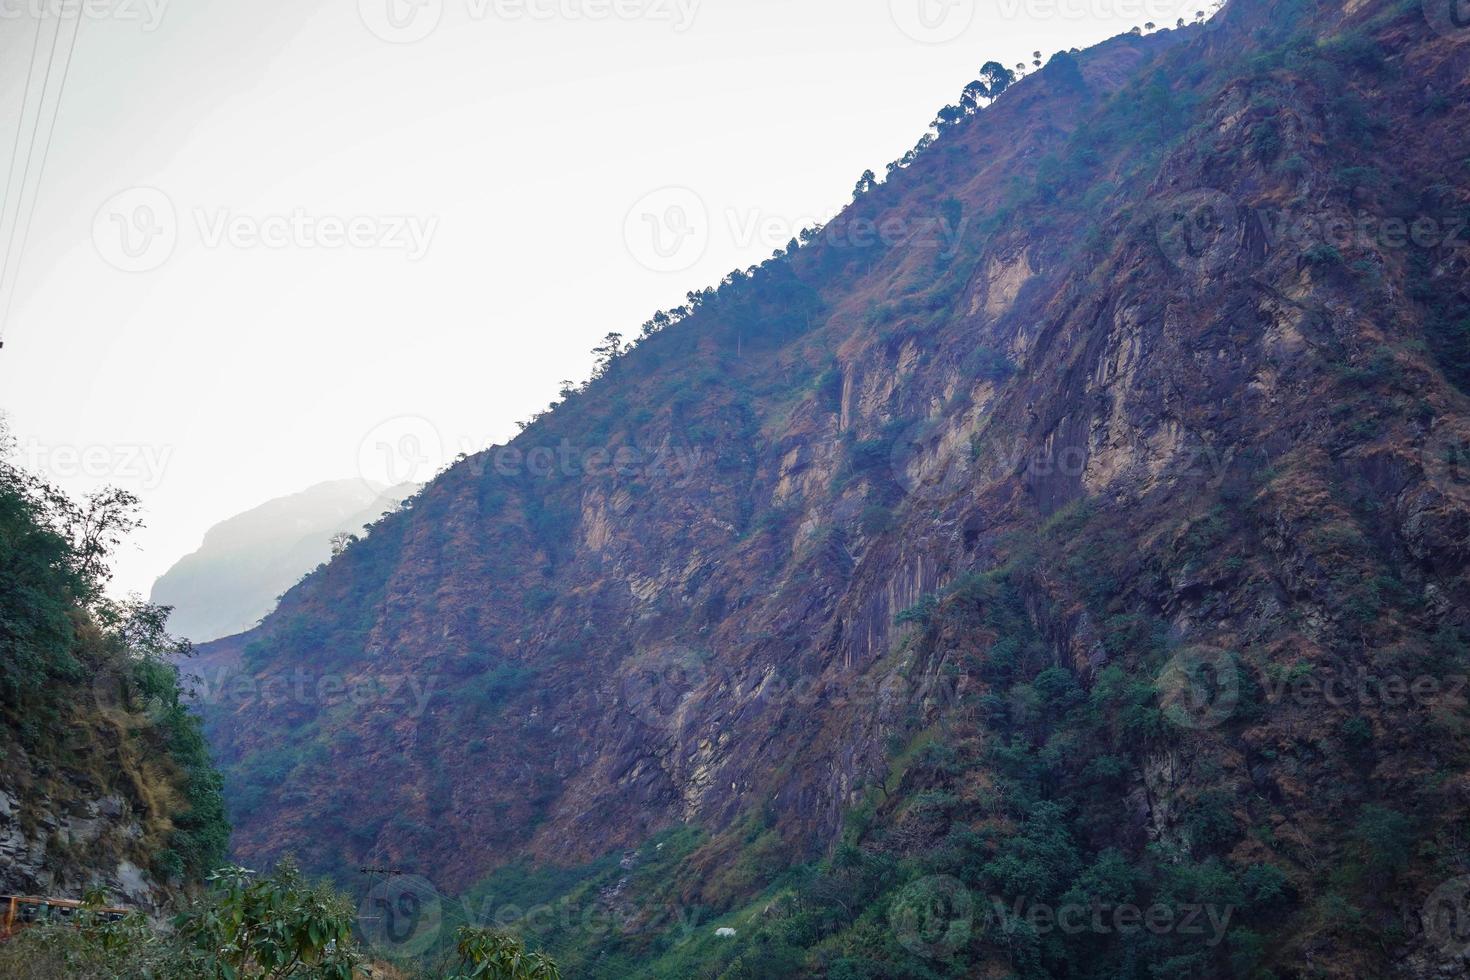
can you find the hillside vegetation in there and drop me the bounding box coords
[0,429,570,979]
[197,0,1470,976]
[0,418,228,903]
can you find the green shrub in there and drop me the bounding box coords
[859,505,896,535]
[1352,805,1414,881]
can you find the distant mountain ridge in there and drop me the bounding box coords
[151,479,415,642]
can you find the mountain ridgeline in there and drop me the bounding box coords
[199,0,1470,975]
[151,480,417,643]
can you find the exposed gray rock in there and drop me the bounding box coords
[0,778,167,912]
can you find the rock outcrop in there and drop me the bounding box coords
[198,0,1470,973]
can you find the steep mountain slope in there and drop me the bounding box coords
[0,430,228,910]
[201,0,1470,974]
[151,480,415,643]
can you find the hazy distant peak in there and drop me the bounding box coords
[151,479,417,642]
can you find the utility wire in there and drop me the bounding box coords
[0,10,49,321]
[0,10,46,243]
[0,1,84,336]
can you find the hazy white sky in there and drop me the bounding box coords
[0,0,1196,597]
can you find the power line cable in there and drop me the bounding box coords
[0,1,84,337]
[0,9,49,271]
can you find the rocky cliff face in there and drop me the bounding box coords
[0,620,222,914]
[200,0,1470,974]
[0,608,226,914]
[0,787,166,912]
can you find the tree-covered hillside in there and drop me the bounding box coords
[0,417,228,901]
